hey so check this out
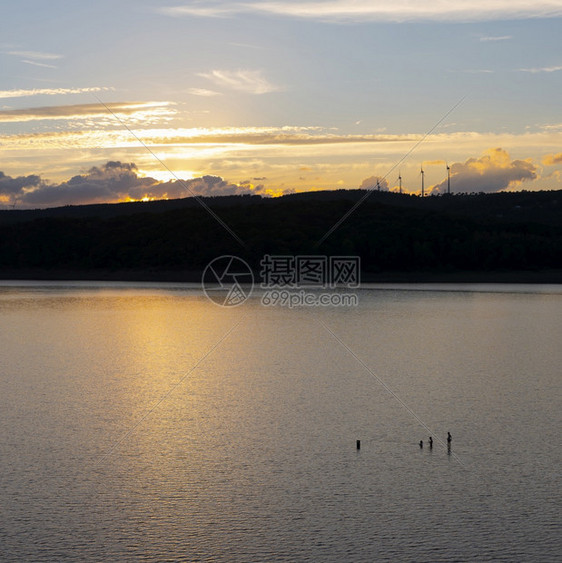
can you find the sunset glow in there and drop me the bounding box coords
[2,1,562,207]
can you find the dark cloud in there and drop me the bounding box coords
[430,148,537,194]
[0,171,41,196]
[1,161,261,207]
[22,161,155,206]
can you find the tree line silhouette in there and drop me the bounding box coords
[0,189,561,279]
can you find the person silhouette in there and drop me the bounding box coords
[429,436,433,448]
[447,432,452,444]
[419,440,423,448]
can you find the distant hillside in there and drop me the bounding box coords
[1,189,561,281]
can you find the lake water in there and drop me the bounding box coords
[0,282,560,562]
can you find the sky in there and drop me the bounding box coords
[1,0,562,207]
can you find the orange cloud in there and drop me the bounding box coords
[430,148,537,194]
[542,152,562,166]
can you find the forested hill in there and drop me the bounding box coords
[1,189,561,280]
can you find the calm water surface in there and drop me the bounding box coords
[0,282,560,561]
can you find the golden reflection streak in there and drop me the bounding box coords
[93,312,245,468]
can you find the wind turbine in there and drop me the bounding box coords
[446,163,451,195]
[376,179,381,191]
[398,171,402,194]
[420,163,425,197]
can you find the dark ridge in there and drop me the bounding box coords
[2,188,561,226]
[0,193,262,225]
[1,189,561,280]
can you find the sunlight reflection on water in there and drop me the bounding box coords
[0,282,560,561]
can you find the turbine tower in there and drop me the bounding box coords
[420,164,425,197]
[446,163,451,195]
[398,172,402,194]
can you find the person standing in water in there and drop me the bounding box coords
[447,432,452,445]
[429,436,433,448]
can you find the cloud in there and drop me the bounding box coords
[160,1,562,23]
[160,4,235,18]
[0,86,113,99]
[186,88,222,97]
[3,50,62,68]
[479,35,512,41]
[542,152,562,165]
[0,171,41,197]
[21,60,58,69]
[144,127,410,146]
[360,175,389,190]
[0,101,176,123]
[518,64,562,73]
[3,128,561,195]
[136,174,261,200]
[430,148,537,194]
[540,122,562,131]
[5,50,62,60]
[1,126,416,152]
[0,161,262,207]
[229,42,263,50]
[19,161,153,206]
[198,69,280,94]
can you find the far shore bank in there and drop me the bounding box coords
[1,268,562,285]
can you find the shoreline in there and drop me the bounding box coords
[1,268,562,284]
